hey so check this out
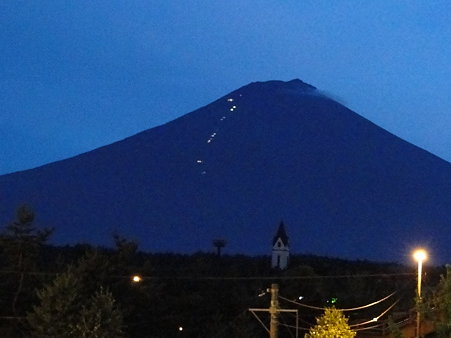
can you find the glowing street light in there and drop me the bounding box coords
[413,249,427,338]
[131,275,142,283]
[413,249,427,264]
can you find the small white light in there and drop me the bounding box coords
[227,98,234,102]
[298,296,304,301]
[178,326,183,331]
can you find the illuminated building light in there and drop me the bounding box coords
[227,98,234,102]
[196,160,203,164]
[230,108,234,111]
[232,105,236,109]
[207,139,212,143]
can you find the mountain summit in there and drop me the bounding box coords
[1,79,450,263]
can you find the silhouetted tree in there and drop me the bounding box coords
[27,266,82,337]
[27,259,124,337]
[387,316,403,338]
[431,265,451,337]
[0,205,52,313]
[0,205,52,336]
[72,287,124,337]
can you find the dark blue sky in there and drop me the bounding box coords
[1,1,450,174]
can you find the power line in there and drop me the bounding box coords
[278,291,396,312]
[0,269,415,281]
[278,322,310,331]
[354,323,385,331]
[350,298,401,328]
[272,297,402,335]
[119,272,415,281]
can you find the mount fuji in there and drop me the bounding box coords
[1,79,450,263]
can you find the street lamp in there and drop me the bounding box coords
[413,249,427,338]
[131,274,142,283]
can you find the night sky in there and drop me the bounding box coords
[1,1,451,175]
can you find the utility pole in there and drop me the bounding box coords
[249,283,298,338]
[269,283,279,338]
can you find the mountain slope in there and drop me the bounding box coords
[1,79,450,263]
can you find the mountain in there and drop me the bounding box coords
[1,79,450,263]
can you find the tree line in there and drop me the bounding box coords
[0,205,449,337]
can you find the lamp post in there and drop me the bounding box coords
[413,249,427,338]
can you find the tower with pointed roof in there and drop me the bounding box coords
[271,221,289,269]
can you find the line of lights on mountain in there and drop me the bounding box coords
[196,96,240,175]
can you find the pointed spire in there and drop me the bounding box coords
[272,221,288,246]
